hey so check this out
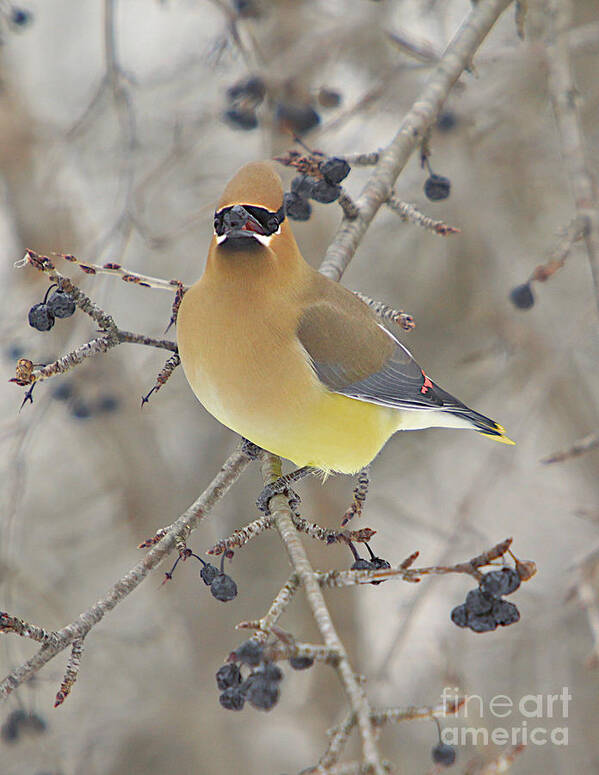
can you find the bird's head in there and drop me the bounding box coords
[213,161,291,253]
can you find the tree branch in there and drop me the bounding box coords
[546,0,599,316]
[0,449,250,699]
[319,0,513,281]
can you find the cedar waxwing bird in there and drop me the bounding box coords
[177,161,513,497]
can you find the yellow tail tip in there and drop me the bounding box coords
[481,423,515,445]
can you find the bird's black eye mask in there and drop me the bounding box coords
[214,203,286,240]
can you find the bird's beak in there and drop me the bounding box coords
[216,205,270,247]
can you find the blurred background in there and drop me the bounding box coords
[1,0,599,773]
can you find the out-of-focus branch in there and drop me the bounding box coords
[546,0,599,316]
[0,449,250,699]
[541,431,599,464]
[319,0,513,281]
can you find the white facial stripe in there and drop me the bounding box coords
[214,231,275,247]
[213,225,281,247]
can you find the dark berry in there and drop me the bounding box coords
[234,0,260,18]
[424,174,451,201]
[289,655,314,670]
[96,395,119,413]
[320,157,350,185]
[468,614,498,633]
[437,111,457,132]
[509,283,535,309]
[351,559,375,571]
[291,174,316,199]
[450,604,469,628]
[275,102,320,134]
[235,640,263,666]
[47,290,75,318]
[317,88,342,108]
[492,599,520,627]
[216,663,242,690]
[10,8,32,26]
[28,303,55,332]
[200,563,219,586]
[432,742,456,766]
[51,382,74,402]
[371,557,391,570]
[210,573,238,602]
[70,401,92,420]
[1,709,27,743]
[480,568,521,598]
[247,677,279,711]
[224,108,258,131]
[255,662,283,683]
[310,178,341,204]
[227,76,266,102]
[219,687,245,711]
[284,192,312,221]
[465,588,493,615]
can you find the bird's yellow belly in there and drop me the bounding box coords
[177,319,397,474]
[192,373,396,473]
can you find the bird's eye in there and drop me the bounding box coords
[266,216,279,233]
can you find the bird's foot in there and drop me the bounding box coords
[256,481,301,515]
[341,466,370,526]
[256,466,317,514]
[240,437,264,460]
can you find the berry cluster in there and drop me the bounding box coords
[284,157,351,221]
[28,286,75,332]
[509,282,535,309]
[224,76,266,131]
[217,640,315,712]
[451,567,521,633]
[1,709,46,744]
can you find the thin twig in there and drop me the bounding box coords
[57,253,182,292]
[54,639,84,707]
[319,0,514,281]
[0,450,250,699]
[387,194,461,236]
[353,291,415,332]
[546,0,599,316]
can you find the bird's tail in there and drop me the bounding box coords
[430,383,515,444]
[447,406,515,444]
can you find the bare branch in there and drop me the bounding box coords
[387,194,461,236]
[319,0,514,281]
[0,450,250,700]
[546,0,599,316]
[261,453,385,775]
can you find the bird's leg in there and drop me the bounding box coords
[256,466,318,515]
[341,466,370,526]
[240,437,264,460]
